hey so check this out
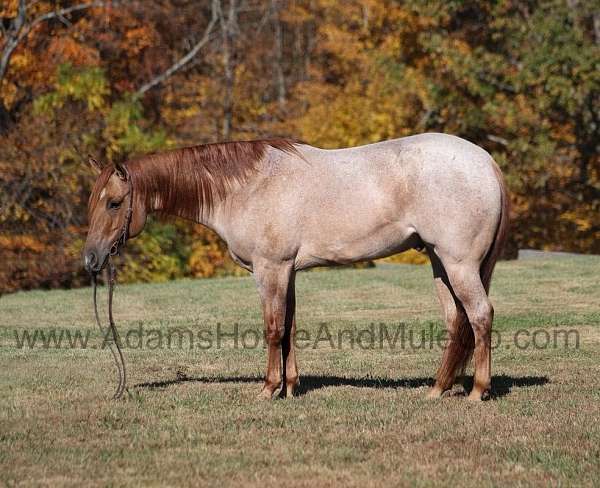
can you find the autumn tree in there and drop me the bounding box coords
[1,0,598,293]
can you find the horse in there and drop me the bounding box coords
[84,133,509,401]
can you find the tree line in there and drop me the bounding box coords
[0,0,598,293]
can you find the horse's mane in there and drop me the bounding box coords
[89,139,298,221]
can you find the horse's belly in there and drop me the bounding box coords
[295,221,419,270]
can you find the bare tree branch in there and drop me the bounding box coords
[0,0,108,85]
[24,1,106,34]
[135,0,220,97]
[0,0,27,84]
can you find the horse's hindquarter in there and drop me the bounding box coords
[221,134,503,270]
[396,134,503,265]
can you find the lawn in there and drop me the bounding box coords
[1,256,599,487]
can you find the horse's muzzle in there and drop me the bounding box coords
[84,249,106,274]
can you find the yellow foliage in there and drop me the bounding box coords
[188,241,248,279]
[0,0,19,17]
[560,211,593,232]
[379,249,430,265]
[0,235,46,252]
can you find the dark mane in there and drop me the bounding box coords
[89,139,299,221]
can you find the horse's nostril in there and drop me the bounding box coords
[85,251,98,272]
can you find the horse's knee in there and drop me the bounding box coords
[265,321,285,345]
[469,300,493,336]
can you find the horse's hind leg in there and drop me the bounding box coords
[427,250,472,399]
[442,259,494,401]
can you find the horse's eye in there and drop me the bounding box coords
[108,200,121,210]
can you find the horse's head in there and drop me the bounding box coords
[83,157,147,274]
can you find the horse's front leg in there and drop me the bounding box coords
[280,271,298,397]
[253,259,294,400]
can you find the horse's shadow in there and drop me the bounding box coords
[135,373,548,399]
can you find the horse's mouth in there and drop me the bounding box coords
[96,254,110,274]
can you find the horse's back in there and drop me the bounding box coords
[296,133,495,175]
[292,133,501,220]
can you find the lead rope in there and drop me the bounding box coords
[92,257,128,399]
[91,166,133,400]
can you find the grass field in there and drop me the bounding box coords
[1,256,599,487]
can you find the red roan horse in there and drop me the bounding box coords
[84,133,509,401]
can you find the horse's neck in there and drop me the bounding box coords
[141,160,241,234]
[147,189,223,230]
[135,141,290,235]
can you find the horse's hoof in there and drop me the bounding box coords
[426,387,444,399]
[467,391,484,402]
[257,387,276,401]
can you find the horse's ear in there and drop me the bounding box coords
[88,155,103,174]
[114,161,128,181]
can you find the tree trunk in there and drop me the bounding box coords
[0,100,12,134]
[273,1,286,110]
[220,0,237,140]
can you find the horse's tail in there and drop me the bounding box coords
[480,159,510,294]
[438,159,510,385]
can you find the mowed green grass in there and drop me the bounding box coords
[1,256,599,487]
